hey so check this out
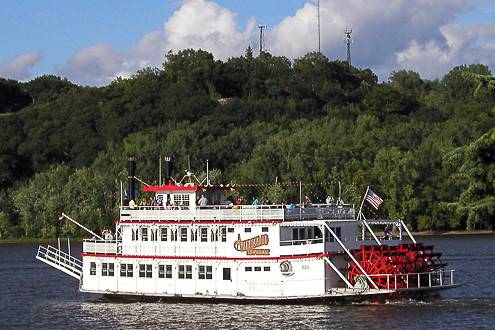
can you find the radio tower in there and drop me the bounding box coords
[345,28,353,66]
[317,0,321,53]
[258,24,267,54]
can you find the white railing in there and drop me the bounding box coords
[280,238,324,246]
[36,245,83,279]
[357,270,455,291]
[83,240,119,254]
[120,204,355,222]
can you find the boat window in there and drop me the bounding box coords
[139,264,152,278]
[200,228,208,242]
[158,265,165,278]
[198,266,205,279]
[245,228,251,233]
[254,266,261,272]
[151,228,158,241]
[220,227,227,242]
[102,263,114,276]
[325,226,342,242]
[264,266,270,272]
[292,228,299,240]
[211,228,219,242]
[262,227,268,232]
[178,265,185,279]
[171,228,178,241]
[141,227,148,241]
[179,265,192,279]
[245,267,252,272]
[160,227,168,241]
[191,228,198,242]
[90,262,96,275]
[173,194,190,209]
[120,264,133,277]
[227,228,234,233]
[180,227,188,242]
[131,229,138,241]
[166,265,172,278]
[223,268,231,280]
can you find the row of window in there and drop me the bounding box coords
[245,266,271,272]
[91,263,231,280]
[131,226,269,242]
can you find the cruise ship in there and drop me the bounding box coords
[36,158,458,302]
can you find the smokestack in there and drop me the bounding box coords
[128,157,136,200]
[164,156,171,183]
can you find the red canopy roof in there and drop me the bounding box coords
[143,182,236,193]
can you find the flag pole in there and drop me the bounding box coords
[357,186,369,220]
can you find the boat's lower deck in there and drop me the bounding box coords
[83,283,459,304]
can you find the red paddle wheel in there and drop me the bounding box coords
[347,243,445,289]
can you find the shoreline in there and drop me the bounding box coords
[412,230,495,236]
[1,230,494,244]
[0,237,83,244]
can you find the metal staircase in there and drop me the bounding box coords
[36,245,82,280]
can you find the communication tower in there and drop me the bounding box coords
[258,24,267,54]
[345,28,353,66]
[317,0,321,53]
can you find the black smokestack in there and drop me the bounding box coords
[164,156,171,183]
[128,157,136,200]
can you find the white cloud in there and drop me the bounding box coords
[47,0,495,85]
[59,44,123,85]
[394,23,495,79]
[59,0,256,86]
[0,52,42,81]
[163,0,256,59]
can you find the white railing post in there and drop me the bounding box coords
[440,271,443,286]
[429,272,432,287]
[323,222,379,290]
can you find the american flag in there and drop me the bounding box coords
[365,189,383,210]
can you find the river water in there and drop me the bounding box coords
[1,235,494,329]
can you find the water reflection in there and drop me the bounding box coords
[1,236,495,329]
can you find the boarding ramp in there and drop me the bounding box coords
[36,245,82,280]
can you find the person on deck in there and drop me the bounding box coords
[304,195,312,208]
[198,194,208,208]
[384,226,392,240]
[251,196,259,206]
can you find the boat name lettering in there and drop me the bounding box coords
[234,234,270,255]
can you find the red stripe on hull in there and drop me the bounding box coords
[81,252,331,261]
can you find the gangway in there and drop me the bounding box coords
[36,245,82,280]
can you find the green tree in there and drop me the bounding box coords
[445,128,495,230]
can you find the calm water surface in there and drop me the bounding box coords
[1,235,494,329]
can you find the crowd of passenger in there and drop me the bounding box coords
[124,193,345,210]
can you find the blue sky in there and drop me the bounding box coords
[1,0,494,85]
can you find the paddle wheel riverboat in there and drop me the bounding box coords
[36,159,458,302]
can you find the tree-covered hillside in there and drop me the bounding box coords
[1,49,494,238]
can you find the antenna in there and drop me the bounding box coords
[317,0,321,53]
[258,24,267,54]
[345,28,353,67]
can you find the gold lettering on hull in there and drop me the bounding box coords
[234,234,270,256]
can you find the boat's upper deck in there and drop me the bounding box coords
[119,203,355,222]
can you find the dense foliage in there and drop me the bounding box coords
[0,49,494,238]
